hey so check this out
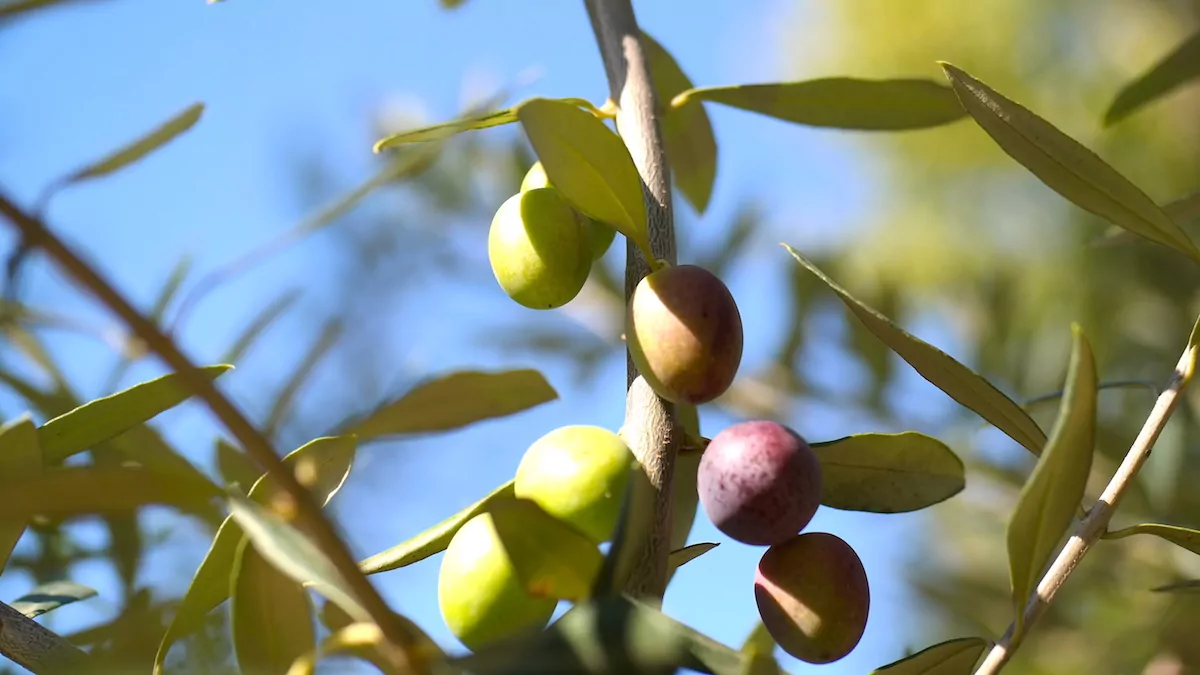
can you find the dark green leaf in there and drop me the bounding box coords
[940,62,1200,262]
[153,436,355,675]
[215,439,262,490]
[1151,580,1200,594]
[1105,32,1200,126]
[1104,523,1200,556]
[10,580,98,618]
[642,32,717,214]
[63,103,204,185]
[870,637,990,674]
[0,415,41,568]
[0,466,220,520]
[490,498,603,603]
[812,432,965,513]
[517,98,651,257]
[37,364,233,464]
[374,107,517,151]
[673,78,965,130]
[230,538,316,675]
[348,370,557,441]
[359,480,515,574]
[1007,325,1097,636]
[668,542,717,571]
[783,244,1046,456]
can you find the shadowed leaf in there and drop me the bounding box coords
[812,432,965,513]
[940,62,1200,262]
[668,542,717,571]
[784,244,1046,456]
[1105,32,1200,126]
[0,415,41,568]
[491,498,603,603]
[62,103,204,186]
[11,580,98,619]
[0,466,220,520]
[1104,523,1200,556]
[348,370,557,441]
[870,637,990,674]
[1007,325,1097,637]
[673,78,965,130]
[230,538,315,675]
[215,439,262,490]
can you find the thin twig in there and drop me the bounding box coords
[975,328,1198,674]
[0,600,90,674]
[584,0,679,600]
[0,188,423,674]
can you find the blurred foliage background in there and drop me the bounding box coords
[1,1,1199,674]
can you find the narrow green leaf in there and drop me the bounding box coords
[1007,325,1097,636]
[668,542,717,571]
[642,32,717,214]
[0,466,221,520]
[373,107,517,151]
[870,637,990,674]
[0,0,94,22]
[739,651,781,675]
[230,538,316,675]
[1103,523,1200,556]
[940,62,1200,262]
[64,103,204,185]
[517,98,651,257]
[783,244,1047,456]
[37,364,233,464]
[215,439,262,490]
[219,290,300,365]
[0,415,41,568]
[1151,580,1200,594]
[673,78,965,131]
[227,492,370,624]
[1105,32,1200,126]
[348,369,557,441]
[359,480,515,574]
[740,622,775,657]
[812,432,965,513]
[490,498,603,603]
[153,436,355,675]
[10,580,98,619]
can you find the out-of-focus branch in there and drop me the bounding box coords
[0,600,89,674]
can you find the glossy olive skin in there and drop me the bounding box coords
[513,425,634,544]
[754,532,870,664]
[520,162,616,261]
[697,420,822,546]
[488,187,591,310]
[626,265,744,405]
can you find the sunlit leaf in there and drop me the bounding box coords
[359,480,514,574]
[62,103,204,186]
[517,98,651,258]
[739,651,781,675]
[1007,325,1097,636]
[672,78,965,130]
[0,466,220,520]
[812,432,965,513]
[348,370,557,441]
[740,622,775,657]
[318,600,446,670]
[1103,523,1200,556]
[230,538,316,675]
[153,436,355,675]
[869,637,990,674]
[37,364,233,464]
[0,415,41,568]
[668,542,717,571]
[284,622,383,675]
[11,580,98,619]
[642,31,717,214]
[490,498,603,603]
[783,244,1047,456]
[940,62,1200,263]
[374,108,517,151]
[1104,32,1200,126]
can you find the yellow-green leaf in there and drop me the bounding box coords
[643,32,717,214]
[37,364,233,464]
[517,98,651,257]
[740,650,781,675]
[812,432,965,513]
[64,103,204,185]
[373,107,517,152]
[784,244,1047,456]
[490,498,603,603]
[870,637,990,674]
[230,539,316,675]
[1103,523,1200,556]
[0,415,41,568]
[1007,325,1097,636]
[740,622,775,657]
[940,62,1200,263]
[12,580,98,619]
[0,466,220,520]
[1105,32,1200,126]
[348,369,557,441]
[358,480,514,574]
[672,78,966,131]
[153,436,355,675]
[668,542,717,571]
[285,623,385,675]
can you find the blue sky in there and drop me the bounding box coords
[0,1,976,673]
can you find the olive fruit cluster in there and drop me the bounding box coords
[487,163,616,310]
[437,425,634,651]
[698,420,871,665]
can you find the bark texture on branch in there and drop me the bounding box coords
[0,601,89,675]
[584,0,679,600]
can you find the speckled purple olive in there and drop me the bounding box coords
[697,420,822,546]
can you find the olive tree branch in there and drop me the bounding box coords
[584,0,680,600]
[0,188,423,675]
[0,600,90,674]
[975,324,1199,674]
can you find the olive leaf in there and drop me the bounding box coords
[10,580,98,619]
[374,107,518,151]
[1104,31,1200,126]
[668,542,718,571]
[0,416,41,568]
[230,538,316,675]
[869,637,990,674]
[0,466,220,521]
[812,432,965,513]
[61,102,204,186]
[1103,523,1200,556]
[1151,580,1200,594]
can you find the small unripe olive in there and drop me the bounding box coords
[488,187,591,309]
[520,162,616,261]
